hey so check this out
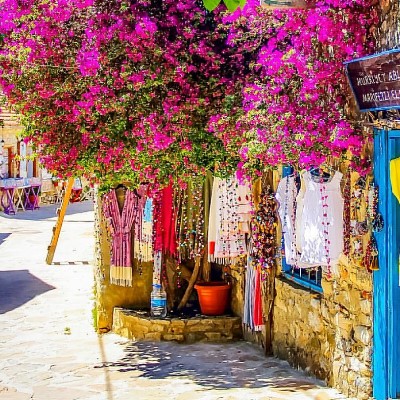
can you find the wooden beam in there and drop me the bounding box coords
[177,257,202,310]
[45,177,74,265]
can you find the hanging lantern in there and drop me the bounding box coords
[260,0,311,8]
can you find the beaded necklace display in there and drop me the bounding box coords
[364,180,382,272]
[318,172,332,277]
[251,185,277,277]
[280,174,290,258]
[175,177,205,287]
[342,169,351,257]
[349,176,368,265]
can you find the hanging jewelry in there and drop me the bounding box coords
[369,183,384,232]
[364,236,379,272]
[343,169,351,257]
[251,185,277,278]
[319,171,331,277]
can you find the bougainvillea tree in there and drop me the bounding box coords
[0,0,249,188]
[0,0,377,188]
[212,0,378,176]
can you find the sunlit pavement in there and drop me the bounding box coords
[0,202,352,400]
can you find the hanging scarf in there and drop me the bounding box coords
[203,171,213,245]
[153,182,177,257]
[253,268,263,331]
[208,177,220,262]
[243,258,256,329]
[208,176,252,264]
[102,188,139,287]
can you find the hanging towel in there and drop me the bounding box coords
[243,258,256,330]
[390,157,400,203]
[153,182,177,257]
[253,268,263,331]
[102,188,139,287]
[208,177,220,261]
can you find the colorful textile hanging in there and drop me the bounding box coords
[298,170,344,269]
[208,176,252,264]
[243,258,263,331]
[250,185,278,272]
[175,177,205,261]
[102,188,140,287]
[253,268,263,330]
[132,187,153,269]
[153,182,177,257]
[243,260,256,329]
[137,197,153,263]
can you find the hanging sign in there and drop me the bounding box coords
[345,49,400,112]
[260,0,310,8]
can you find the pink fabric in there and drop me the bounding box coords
[253,269,263,328]
[102,189,138,267]
[153,183,177,256]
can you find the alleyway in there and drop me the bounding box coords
[0,202,350,400]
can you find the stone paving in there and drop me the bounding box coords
[0,202,353,400]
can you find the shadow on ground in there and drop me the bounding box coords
[0,200,94,222]
[0,270,55,314]
[96,341,320,392]
[0,233,11,246]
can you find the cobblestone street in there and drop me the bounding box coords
[0,202,351,400]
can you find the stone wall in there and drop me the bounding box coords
[273,265,373,399]
[94,194,153,332]
[376,0,400,51]
[113,308,242,343]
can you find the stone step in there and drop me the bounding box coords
[112,307,243,343]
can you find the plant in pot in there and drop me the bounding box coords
[194,265,231,316]
[194,281,231,316]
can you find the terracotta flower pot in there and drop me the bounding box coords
[194,282,231,316]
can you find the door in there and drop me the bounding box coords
[373,128,400,400]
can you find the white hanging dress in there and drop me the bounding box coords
[276,175,298,265]
[299,171,344,268]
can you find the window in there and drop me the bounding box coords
[281,264,323,293]
[279,165,323,293]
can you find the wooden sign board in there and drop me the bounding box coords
[260,0,310,8]
[345,49,400,112]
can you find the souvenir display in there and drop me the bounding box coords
[343,170,351,257]
[298,170,344,272]
[276,174,298,265]
[208,176,252,264]
[102,188,142,287]
[251,185,278,273]
[364,236,379,272]
[153,182,178,257]
[367,183,384,233]
[243,258,263,332]
[175,177,205,262]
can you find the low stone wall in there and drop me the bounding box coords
[273,260,373,400]
[113,308,242,343]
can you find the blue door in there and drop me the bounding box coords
[373,128,400,400]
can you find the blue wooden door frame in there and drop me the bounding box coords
[373,128,400,400]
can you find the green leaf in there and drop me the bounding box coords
[202,0,222,11]
[222,0,245,11]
